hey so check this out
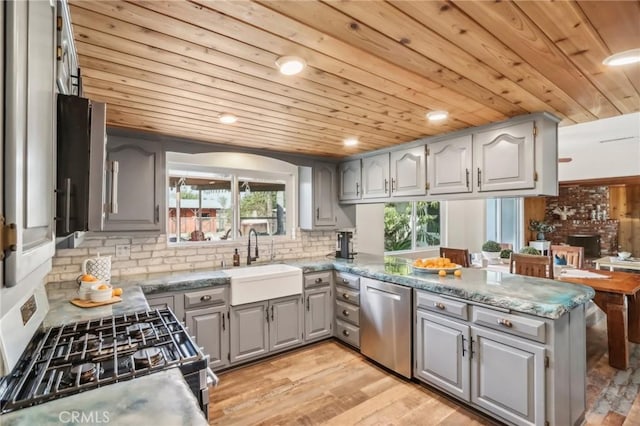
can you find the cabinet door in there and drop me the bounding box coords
[103,143,161,231]
[313,163,337,227]
[361,154,390,199]
[269,295,304,352]
[4,0,57,286]
[230,301,269,363]
[186,306,229,371]
[471,326,545,426]
[474,121,535,192]
[390,147,426,197]
[427,136,473,195]
[415,311,470,401]
[305,286,332,342]
[338,160,361,201]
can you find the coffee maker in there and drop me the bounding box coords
[335,231,355,259]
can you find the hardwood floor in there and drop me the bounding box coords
[210,316,640,426]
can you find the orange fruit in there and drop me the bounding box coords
[81,274,97,282]
[454,269,462,277]
[112,288,123,297]
[98,284,109,290]
[438,270,447,277]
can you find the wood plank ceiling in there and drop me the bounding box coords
[69,0,640,158]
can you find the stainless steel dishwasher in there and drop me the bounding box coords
[360,277,412,378]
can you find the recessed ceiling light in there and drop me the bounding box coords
[343,137,359,147]
[603,48,640,66]
[219,113,237,124]
[275,56,306,75]
[426,110,449,121]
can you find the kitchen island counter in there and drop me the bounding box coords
[1,368,207,426]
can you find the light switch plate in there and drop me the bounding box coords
[115,244,131,258]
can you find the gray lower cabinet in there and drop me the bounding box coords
[304,286,332,342]
[415,311,470,401]
[415,289,586,426]
[185,305,229,370]
[334,271,361,348]
[230,295,303,364]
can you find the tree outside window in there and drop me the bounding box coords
[384,201,440,252]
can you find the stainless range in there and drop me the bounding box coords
[0,308,210,419]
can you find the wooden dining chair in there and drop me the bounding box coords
[510,253,554,279]
[550,245,584,269]
[439,247,470,267]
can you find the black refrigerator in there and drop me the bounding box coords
[56,94,91,236]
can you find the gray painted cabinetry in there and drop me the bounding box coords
[414,289,585,426]
[230,295,304,364]
[4,0,57,287]
[334,272,361,348]
[312,163,337,227]
[304,271,333,342]
[338,160,361,201]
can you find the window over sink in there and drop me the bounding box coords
[166,152,296,244]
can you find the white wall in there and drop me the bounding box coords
[355,204,385,256]
[558,112,640,181]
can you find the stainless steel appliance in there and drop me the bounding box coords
[0,308,211,419]
[335,231,355,259]
[360,277,412,378]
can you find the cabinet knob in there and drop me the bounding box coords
[497,318,513,328]
[342,310,349,316]
[342,279,349,284]
[434,302,446,310]
[315,277,323,283]
[200,295,212,302]
[343,293,350,300]
[342,330,350,337]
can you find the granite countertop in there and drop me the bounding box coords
[44,281,150,328]
[1,369,207,426]
[53,254,595,320]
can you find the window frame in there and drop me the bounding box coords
[485,197,524,251]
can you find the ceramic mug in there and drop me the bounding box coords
[82,255,111,283]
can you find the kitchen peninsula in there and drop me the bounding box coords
[35,255,594,426]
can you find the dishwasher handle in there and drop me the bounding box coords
[365,285,402,301]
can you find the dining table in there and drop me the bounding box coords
[556,268,640,370]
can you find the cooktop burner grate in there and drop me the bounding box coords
[0,308,204,414]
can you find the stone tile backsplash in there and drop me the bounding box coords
[47,230,340,283]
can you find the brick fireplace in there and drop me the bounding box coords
[544,185,619,258]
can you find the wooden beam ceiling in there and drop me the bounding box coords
[69,0,640,158]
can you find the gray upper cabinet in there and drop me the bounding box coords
[313,163,337,227]
[338,160,361,201]
[427,135,473,195]
[269,295,304,352]
[470,326,545,426]
[4,0,57,286]
[390,146,426,197]
[474,121,535,192]
[361,153,390,199]
[103,139,163,232]
[56,0,79,95]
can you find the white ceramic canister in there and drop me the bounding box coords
[82,255,111,283]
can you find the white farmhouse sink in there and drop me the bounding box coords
[224,264,303,306]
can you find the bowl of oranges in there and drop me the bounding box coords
[90,283,114,303]
[412,257,461,275]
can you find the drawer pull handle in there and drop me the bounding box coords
[343,293,350,300]
[342,309,349,316]
[497,319,513,328]
[200,295,212,302]
[342,330,350,337]
[315,277,323,283]
[434,302,446,310]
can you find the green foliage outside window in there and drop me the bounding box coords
[384,201,440,252]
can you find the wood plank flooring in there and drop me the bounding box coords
[210,316,640,425]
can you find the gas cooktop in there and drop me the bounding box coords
[0,308,207,415]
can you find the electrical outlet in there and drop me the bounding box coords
[115,244,131,258]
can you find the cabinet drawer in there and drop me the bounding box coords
[184,287,228,310]
[416,291,468,321]
[304,271,332,289]
[335,272,360,289]
[335,299,360,326]
[335,285,360,306]
[472,306,546,343]
[335,319,360,348]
